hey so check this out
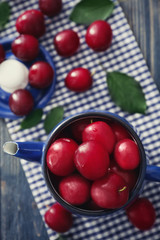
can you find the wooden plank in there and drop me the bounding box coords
[120,0,160,90]
[0,118,48,240]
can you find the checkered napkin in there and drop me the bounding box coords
[2,0,160,239]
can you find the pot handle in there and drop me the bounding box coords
[3,141,45,163]
[145,165,160,182]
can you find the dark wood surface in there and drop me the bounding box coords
[0,1,160,239]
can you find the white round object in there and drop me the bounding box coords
[0,59,29,93]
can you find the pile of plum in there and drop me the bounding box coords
[46,118,140,210]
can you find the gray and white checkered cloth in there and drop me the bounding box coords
[1,0,160,239]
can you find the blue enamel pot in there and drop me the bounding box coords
[3,110,160,217]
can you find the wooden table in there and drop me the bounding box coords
[0,1,160,239]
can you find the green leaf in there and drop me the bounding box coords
[44,106,64,134]
[70,0,114,25]
[107,71,147,114]
[20,109,43,130]
[0,2,10,29]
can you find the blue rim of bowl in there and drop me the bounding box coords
[0,37,56,120]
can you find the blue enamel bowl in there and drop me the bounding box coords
[0,38,56,119]
[42,111,146,217]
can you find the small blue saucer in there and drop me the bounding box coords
[0,38,56,119]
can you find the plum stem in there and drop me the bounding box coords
[98,61,107,73]
[119,186,127,192]
[91,69,96,77]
